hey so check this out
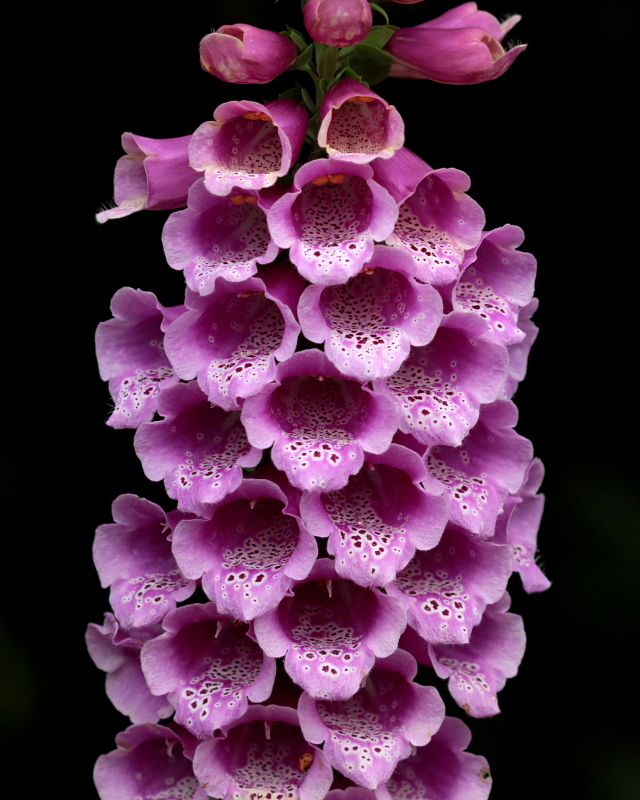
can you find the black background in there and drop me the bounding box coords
[4,1,637,798]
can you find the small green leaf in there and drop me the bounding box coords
[370,3,390,25]
[291,43,314,70]
[349,43,394,86]
[362,25,396,50]
[284,26,309,52]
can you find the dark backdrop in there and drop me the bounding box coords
[5,2,637,798]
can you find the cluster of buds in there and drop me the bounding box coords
[90,3,547,799]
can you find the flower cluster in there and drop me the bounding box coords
[90,4,547,799]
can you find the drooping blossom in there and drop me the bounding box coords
[385,524,513,644]
[304,0,372,47]
[93,493,195,630]
[171,478,317,621]
[141,603,276,738]
[298,245,442,381]
[374,311,508,447]
[267,158,398,285]
[199,24,298,84]
[190,98,308,196]
[387,2,526,85]
[426,400,533,538]
[300,444,448,587]
[298,649,445,789]
[164,264,303,410]
[134,381,261,516]
[86,613,173,724]
[428,592,526,717]
[451,225,537,345]
[373,148,485,285]
[374,716,492,800]
[253,559,407,700]
[95,287,181,429]
[96,133,198,223]
[318,79,404,164]
[94,722,207,800]
[193,705,333,800]
[162,179,280,296]
[241,349,399,492]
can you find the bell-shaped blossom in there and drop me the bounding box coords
[428,592,526,717]
[267,158,398,285]
[162,179,280,296]
[298,650,445,789]
[253,560,407,701]
[164,265,303,410]
[194,705,333,800]
[300,445,448,588]
[503,458,550,593]
[94,722,207,800]
[426,400,533,538]
[199,24,298,84]
[96,133,198,223]
[242,349,399,492]
[93,494,196,630]
[452,225,537,345]
[503,298,539,398]
[172,479,317,621]
[374,312,508,448]
[375,716,492,800]
[141,603,276,738]
[387,2,526,85]
[190,98,308,196]
[95,287,181,429]
[373,150,485,285]
[304,0,372,46]
[386,524,512,645]
[86,613,173,724]
[298,245,442,381]
[317,79,404,164]
[135,381,261,516]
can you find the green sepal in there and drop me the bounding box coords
[348,44,394,86]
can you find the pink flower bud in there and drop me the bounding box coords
[303,0,372,47]
[199,23,298,84]
[387,1,526,85]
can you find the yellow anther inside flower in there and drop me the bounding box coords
[242,111,273,121]
[230,194,259,204]
[347,95,375,103]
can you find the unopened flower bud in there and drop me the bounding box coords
[200,23,298,84]
[303,0,372,47]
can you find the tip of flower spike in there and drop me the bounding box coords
[230,194,259,204]
[242,111,272,122]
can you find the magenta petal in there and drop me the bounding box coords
[253,560,407,700]
[387,525,512,644]
[193,705,332,800]
[429,592,526,717]
[141,603,276,738]
[162,179,280,296]
[134,381,261,515]
[171,479,317,621]
[299,651,445,789]
[375,715,492,800]
[242,350,399,492]
[318,78,405,164]
[94,723,208,800]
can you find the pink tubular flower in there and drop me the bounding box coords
[199,24,298,84]
[387,2,526,85]
[241,349,399,492]
[304,0,372,47]
[267,158,398,285]
[96,133,198,223]
[318,79,405,164]
[190,98,308,196]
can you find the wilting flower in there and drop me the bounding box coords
[303,0,372,47]
[387,1,526,85]
[190,98,308,196]
[318,79,404,164]
[199,24,298,84]
[96,133,198,223]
